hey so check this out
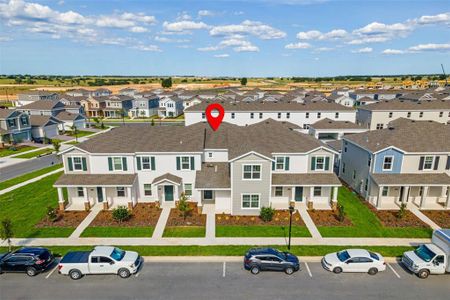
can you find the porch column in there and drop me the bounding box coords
[446,186,450,209]
[83,187,90,211]
[331,186,338,210]
[127,187,134,210]
[57,187,65,211]
[401,186,410,204]
[102,187,108,210]
[420,186,429,209]
[376,186,383,209]
[308,187,314,210]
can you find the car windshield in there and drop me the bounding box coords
[337,250,351,262]
[414,245,436,262]
[110,248,126,261]
[369,251,379,261]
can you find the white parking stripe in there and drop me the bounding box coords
[304,262,312,277]
[45,265,58,279]
[135,272,140,277]
[387,263,401,278]
[222,262,226,278]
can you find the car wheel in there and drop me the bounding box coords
[333,267,343,274]
[417,269,429,279]
[26,267,37,277]
[69,269,82,280]
[118,268,131,279]
[250,266,260,275]
[368,268,378,275]
[285,267,294,275]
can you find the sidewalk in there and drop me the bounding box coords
[297,207,321,238]
[203,204,216,240]
[69,205,102,238]
[409,207,441,230]
[152,206,171,238]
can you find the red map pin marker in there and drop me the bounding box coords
[205,103,225,131]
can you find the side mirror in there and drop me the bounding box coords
[110,261,115,265]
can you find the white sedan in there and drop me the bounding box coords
[321,249,386,275]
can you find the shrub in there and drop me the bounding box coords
[112,206,131,223]
[337,204,345,222]
[46,206,58,222]
[396,203,407,219]
[177,193,192,220]
[260,206,275,222]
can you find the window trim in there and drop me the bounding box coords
[141,156,152,170]
[180,156,192,170]
[381,186,389,197]
[275,156,286,170]
[241,193,261,209]
[315,156,326,171]
[313,187,322,197]
[184,183,192,197]
[423,156,434,170]
[116,187,126,197]
[112,156,123,171]
[242,164,262,180]
[275,186,283,197]
[382,156,394,171]
[72,156,84,171]
[77,187,84,197]
[143,184,152,196]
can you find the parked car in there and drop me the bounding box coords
[0,247,54,276]
[322,249,386,275]
[58,246,142,280]
[244,248,300,275]
[402,229,450,279]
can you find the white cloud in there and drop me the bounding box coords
[198,36,259,53]
[408,43,450,52]
[297,29,347,40]
[347,36,390,44]
[162,20,209,33]
[130,26,148,33]
[382,49,406,55]
[416,12,450,25]
[315,47,334,52]
[56,11,86,24]
[210,20,286,39]
[0,36,12,42]
[285,42,311,49]
[198,46,220,51]
[154,36,190,43]
[198,10,214,17]
[120,12,156,25]
[131,44,162,52]
[351,47,373,53]
[214,54,229,58]
[234,45,259,52]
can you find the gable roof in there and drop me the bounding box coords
[55,111,85,121]
[310,118,364,130]
[20,100,65,110]
[29,115,62,127]
[358,99,450,111]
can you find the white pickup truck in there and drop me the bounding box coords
[58,246,142,280]
[402,229,450,279]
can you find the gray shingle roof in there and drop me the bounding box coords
[310,118,363,130]
[152,173,182,185]
[195,163,230,189]
[54,174,137,186]
[371,173,450,186]
[29,115,62,127]
[272,173,341,186]
[20,100,65,110]
[359,99,450,111]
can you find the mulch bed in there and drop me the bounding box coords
[36,210,89,228]
[216,210,305,226]
[307,209,352,226]
[421,210,450,228]
[90,203,162,227]
[166,203,206,226]
[363,202,429,228]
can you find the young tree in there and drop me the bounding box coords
[337,204,346,222]
[112,206,131,223]
[240,77,248,86]
[396,203,407,219]
[0,219,13,252]
[161,77,173,88]
[70,125,79,143]
[52,139,61,154]
[177,193,192,220]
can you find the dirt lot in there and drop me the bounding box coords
[421,210,450,228]
[36,210,89,228]
[307,209,352,226]
[216,210,305,226]
[89,203,161,227]
[166,203,206,226]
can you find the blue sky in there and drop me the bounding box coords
[0,0,449,76]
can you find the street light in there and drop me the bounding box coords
[288,204,295,250]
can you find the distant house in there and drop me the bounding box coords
[158,96,184,117]
[91,88,112,97]
[103,95,134,118]
[55,111,87,131]
[80,96,107,118]
[327,94,355,107]
[0,109,32,143]
[130,92,159,118]
[118,88,139,97]
[308,118,367,141]
[17,91,59,107]
[65,89,91,97]
[29,115,62,141]
[355,96,377,106]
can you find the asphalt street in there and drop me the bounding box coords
[0,261,449,300]
[0,154,61,181]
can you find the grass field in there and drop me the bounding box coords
[318,187,433,238]
[14,148,53,159]
[67,130,95,138]
[0,146,37,157]
[216,225,311,237]
[0,164,63,191]
[163,226,206,237]
[80,226,155,237]
[0,172,74,238]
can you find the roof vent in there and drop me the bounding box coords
[388,125,395,130]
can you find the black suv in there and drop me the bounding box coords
[0,247,54,276]
[244,248,300,275]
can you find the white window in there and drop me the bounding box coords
[181,156,191,170]
[202,113,205,119]
[286,112,290,119]
[419,112,423,118]
[184,184,192,197]
[208,152,212,158]
[317,112,321,118]
[423,156,434,170]
[383,156,393,171]
[335,112,339,119]
[388,112,393,118]
[303,124,310,129]
[112,157,123,170]
[117,187,125,197]
[313,187,322,197]
[315,156,325,170]
[231,113,235,119]
[259,113,263,119]
[243,165,261,180]
[275,187,283,197]
[144,184,152,196]
[277,112,281,119]
[382,186,389,196]
[275,157,286,170]
[77,187,84,197]
[141,156,151,169]
[407,112,411,118]
[250,112,254,119]
[305,112,309,119]
[242,194,260,209]
[376,124,383,130]
[73,157,83,171]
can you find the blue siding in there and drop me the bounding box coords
[149,99,159,108]
[374,148,403,173]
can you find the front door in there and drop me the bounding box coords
[164,185,174,201]
[295,187,303,202]
[97,187,104,203]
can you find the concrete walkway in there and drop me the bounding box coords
[152,206,171,238]
[409,207,441,230]
[0,168,63,195]
[68,205,102,238]
[297,207,322,239]
[203,204,216,240]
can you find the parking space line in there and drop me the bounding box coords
[135,272,140,277]
[222,262,226,278]
[304,262,312,277]
[45,265,58,279]
[387,263,401,278]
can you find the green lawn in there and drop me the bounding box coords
[0,164,63,191]
[163,226,205,237]
[67,130,95,138]
[0,146,37,157]
[318,187,433,238]
[216,225,311,237]
[0,172,74,238]
[0,245,414,258]
[14,148,53,159]
[65,141,79,145]
[81,226,154,237]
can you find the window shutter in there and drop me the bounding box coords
[82,157,87,171]
[122,157,128,171]
[272,161,275,171]
[176,157,181,170]
[311,157,316,171]
[418,156,424,170]
[68,157,73,171]
[151,157,155,170]
[446,156,450,170]
[325,157,330,170]
[108,157,113,171]
[433,156,440,170]
[285,157,290,171]
[136,157,141,171]
[190,156,195,170]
